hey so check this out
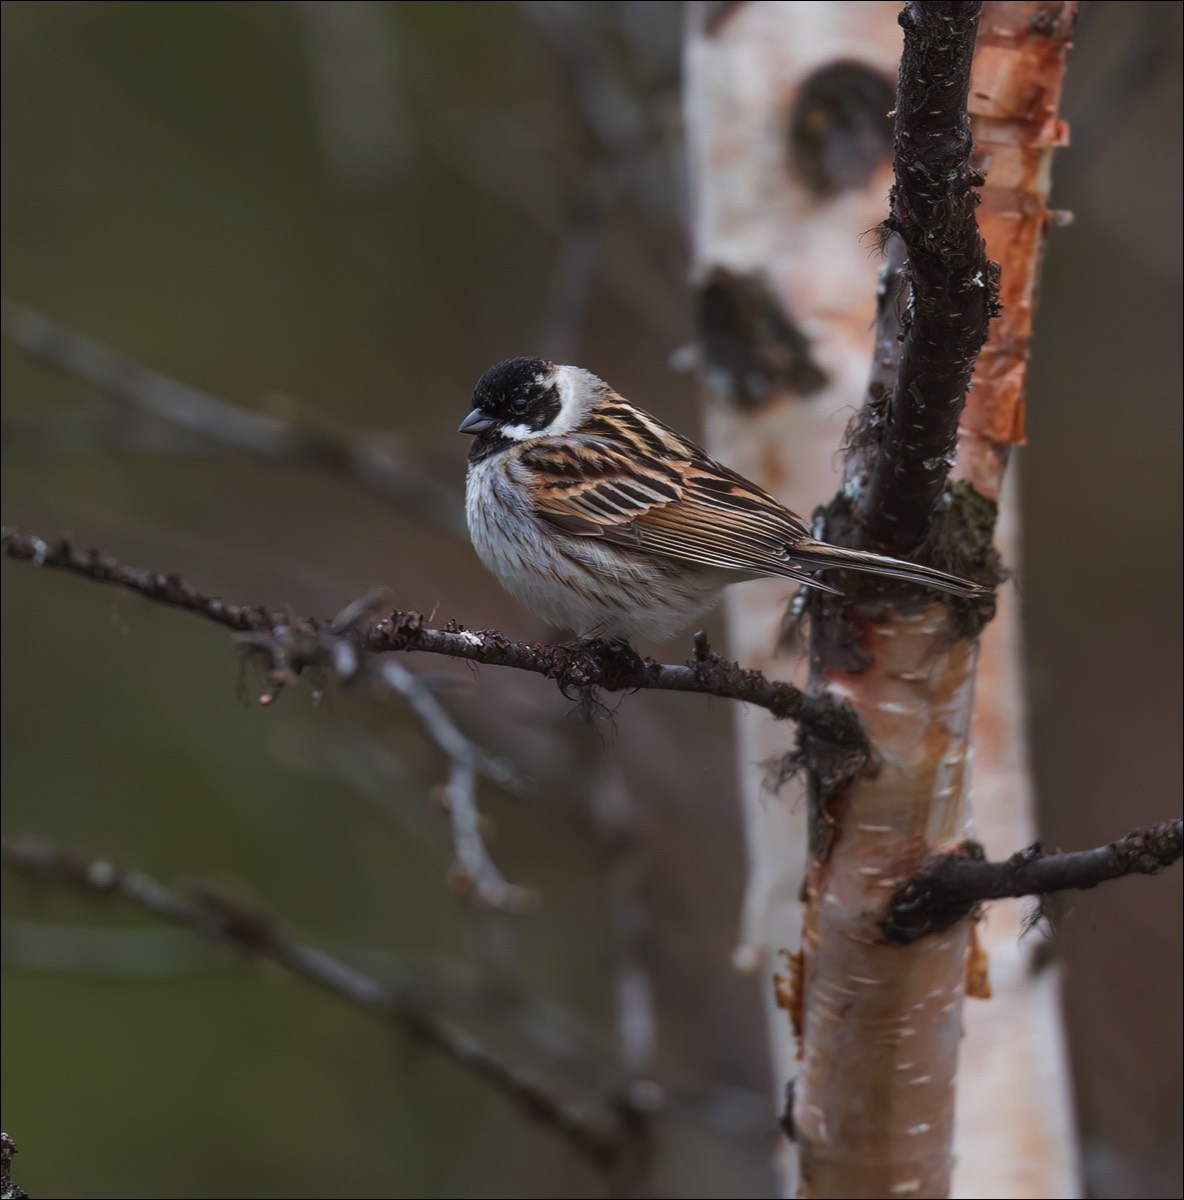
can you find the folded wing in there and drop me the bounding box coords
[520,408,815,582]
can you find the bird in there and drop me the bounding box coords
[459,357,988,643]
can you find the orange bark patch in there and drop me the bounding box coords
[965,921,993,1000]
[960,1,1076,462]
[774,948,805,1043]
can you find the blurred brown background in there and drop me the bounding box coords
[1,2,1180,1197]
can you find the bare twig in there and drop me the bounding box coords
[2,526,279,631]
[1,300,465,536]
[2,406,257,459]
[378,660,533,911]
[1,915,615,1075]
[0,528,524,910]
[0,526,869,752]
[0,834,640,1170]
[848,1,997,560]
[883,821,1184,943]
[238,620,530,913]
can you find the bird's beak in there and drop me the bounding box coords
[458,409,495,435]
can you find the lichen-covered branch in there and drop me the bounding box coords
[1,299,465,536]
[853,1,996,561]
[883,821,1184,943]
[0,526,868,752]
[0,834,640,1171]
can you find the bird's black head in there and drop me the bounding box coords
[459,358,560,446]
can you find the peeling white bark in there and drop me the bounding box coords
[685,3,904,1192]
[951,479,1081,1200]
[953,6,1081,1193]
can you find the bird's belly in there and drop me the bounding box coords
[466,465,724,641]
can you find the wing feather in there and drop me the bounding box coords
[523,402,812,580]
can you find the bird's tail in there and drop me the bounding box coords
[790,539,988,599]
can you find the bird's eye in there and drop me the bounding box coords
[512,397,529,414]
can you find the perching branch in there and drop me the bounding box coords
[1,299,465,537]
[853,1,997,560]
[0,834,642,1171]
[883,821,1184,943]
[364,614,866,748]
[0,526,869,753]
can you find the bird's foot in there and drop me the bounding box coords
[554,633,645,692]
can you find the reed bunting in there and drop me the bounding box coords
[460,358,988,642]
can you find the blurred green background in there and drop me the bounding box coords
[1,3,1180,1197]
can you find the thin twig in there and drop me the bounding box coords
[0,834,639,1170]
[0,915,615,1074]
[882,821,1184,943]
[238,623,530,913]
[2,526,279,630]
[1,526,869,752]
[378,660,533,911]
[852,1,997,558]
[1,299,465,536]
[0,529,524,910]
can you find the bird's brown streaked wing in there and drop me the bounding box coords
[523,439,679,543]
[620,455,815,575]
[524,438,814,578]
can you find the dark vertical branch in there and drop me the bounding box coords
[853,1,996,559]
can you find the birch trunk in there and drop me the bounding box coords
[687,2,1079,1196]
[686,11,897,1190]
[685,9,903,1189]
[952,6,1079,1196]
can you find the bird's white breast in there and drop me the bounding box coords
[465,450,727,641]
